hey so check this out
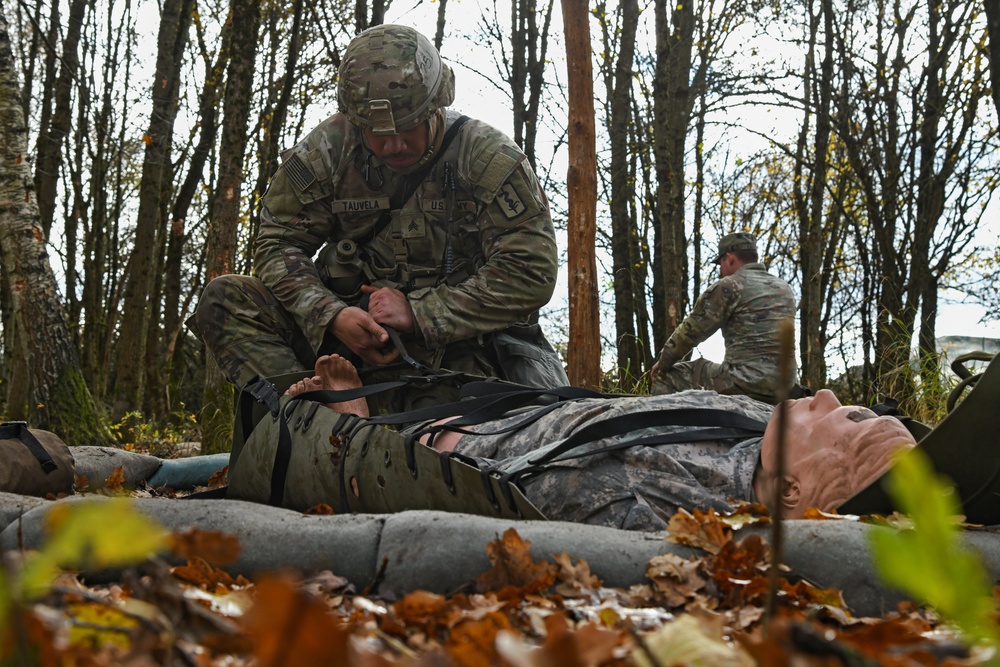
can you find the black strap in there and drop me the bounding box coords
[269,395,363,506]
[525,407,768,467]
[384,326,437,374]
[265,382,601,507]
[359,115,472,246]
[364,385,604,428]
[493,421,766,511]
[0,421,57,473]
[239,376,281,432]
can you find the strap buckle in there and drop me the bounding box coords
[247,377,281,418]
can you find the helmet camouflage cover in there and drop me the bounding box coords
[338,24,456,135]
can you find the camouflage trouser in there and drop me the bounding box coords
[186,274,498,412]
[651,358,780,404]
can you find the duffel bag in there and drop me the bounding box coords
[0,422,75,497]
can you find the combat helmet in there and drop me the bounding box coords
[338,24,455,136]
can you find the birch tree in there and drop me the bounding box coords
[0,4,111,445]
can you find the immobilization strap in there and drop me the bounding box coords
[525,408,767,466]
[263,382,602,506]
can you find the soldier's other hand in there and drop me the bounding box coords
[650,361,662,378]
[330,307,400,365]
[362,285,415,333]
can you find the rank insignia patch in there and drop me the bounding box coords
[402,217,425,238]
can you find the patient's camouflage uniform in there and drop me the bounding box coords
[448,390,772,531]
[187,26,559,409]
[652,264,796,403]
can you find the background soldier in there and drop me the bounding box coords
[650,232,797,403]
[188,24,565,411]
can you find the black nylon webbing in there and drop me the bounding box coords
[0,421,57,473]
[525,407,768,466]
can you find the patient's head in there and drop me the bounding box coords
[753,389,917,518]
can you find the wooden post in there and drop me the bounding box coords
[561,0,601,389]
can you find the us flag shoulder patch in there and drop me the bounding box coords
[284,153,316,192]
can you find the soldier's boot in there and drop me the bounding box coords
[840,351,1000,524]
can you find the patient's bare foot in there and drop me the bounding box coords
[288,354,369,417]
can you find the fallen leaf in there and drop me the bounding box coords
[633,614,754,667]
[552,552,601,597]
[446,609,512,667]
[243,575,352,665]
[105,466,126,492]
[646,553,707,608]
[666,508,732,554]
[475,529,556,597]
[170,528,242,565]
[171,556,248,590]
[206,466,228,487]
[305,503,335,515]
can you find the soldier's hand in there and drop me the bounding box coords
[362,285,415,333]
[330,307,400,365]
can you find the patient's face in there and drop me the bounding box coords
[754,389,917,518]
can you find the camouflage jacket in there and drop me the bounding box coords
[451,391,772,530]
[255,109,558,358]
[657,264,797,386]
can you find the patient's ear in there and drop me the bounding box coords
[781,476,800,511]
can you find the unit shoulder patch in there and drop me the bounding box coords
[497,183,526,219]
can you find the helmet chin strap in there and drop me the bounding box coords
[381,109,447,175]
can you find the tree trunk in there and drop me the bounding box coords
[161,12,232,418]
[986,0,1000,118]
[652,0,694,344]
[604,0,643,389]
[82,3,135,400]
[561,0,600,388]
[0,6,111,445]
[111,0,194,418]
[33,0,88,238]
[201,0,262,454]
[795,0,834,390]
[495,0,554,166]
[248,0,295,249]
[434,0,448,50]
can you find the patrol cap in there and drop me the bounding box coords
[715,232,757,263]
[338,24,456,136]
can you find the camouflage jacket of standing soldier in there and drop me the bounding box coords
[255,108,559,366]
[656,263,797,393]
[448,391,771,530]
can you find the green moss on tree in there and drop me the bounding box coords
[40,367,115,446]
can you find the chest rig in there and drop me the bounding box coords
[318,116,474,302]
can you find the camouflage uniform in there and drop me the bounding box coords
[187,26,559,409]
[652,235,796,403]
[445,390,771,531]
